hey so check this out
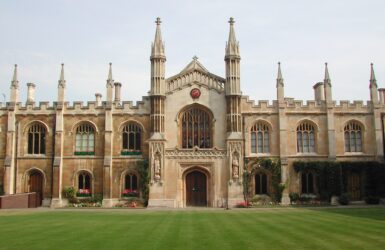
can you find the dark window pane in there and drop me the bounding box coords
[132,175,138,190]
[85,175,90,189]
[308,173,314,193]
[123,133,128,149]
[34,133,39,154]
[135,133,141,150]
[256,174,261,194]
[125,175,130,189]
[129,133,135,150]
[262,174,267,194]
[301,173,307,193]
[28,133,33,154]
[79,175,83,189]
[40,132,46,154]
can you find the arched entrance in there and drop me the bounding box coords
[185,170,207,207]
[29,171,43,206]
[348,172,361,201]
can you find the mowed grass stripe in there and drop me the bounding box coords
[276,210,366,249]
[0,207,385,250]
[273,209,385,249]
[291,209,385,247]
[241,210,331,250]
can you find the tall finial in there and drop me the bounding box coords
[151,17,165,57]
[58,63,66,87]
[155,17,161,25]
[370,63,376,81]
[60,63,65,81]
[277,62,283,80]
[108,62,113,82]
[228,17,237,43]
[225,17,240,57]
[11,64,19,88]
[324,62,331,82]
[229,17,235,25]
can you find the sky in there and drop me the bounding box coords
[0,0,384,104]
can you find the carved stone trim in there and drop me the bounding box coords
[165,148,226,159]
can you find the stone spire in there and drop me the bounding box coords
[225,17,241,96]
[370,63,377,87]
[11,64,18,88]
[150,17,166,96]
[151,17,165,59]
[57,63,66,103]
[324,62,331,85]
[106,62,114,103]
[276,62,284,102]
[225,17,240,58]
[370,63,378,103]
[277,62,284,86]
[10,64,19,103]
[58,63,66,87]
[323,63,332,101]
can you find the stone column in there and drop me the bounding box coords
[102,108,113,207]
[3,110,16,194]
[51,106,64,207]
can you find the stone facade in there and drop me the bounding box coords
[0,18,384,208]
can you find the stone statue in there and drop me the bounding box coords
[232,155,239,179]
[154,154,161,181]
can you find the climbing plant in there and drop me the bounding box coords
[137,159,150,206]
[293,160,385,200]
[243,158,283,203]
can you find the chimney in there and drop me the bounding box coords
[114,82,122,102]
[313,82,325,101]
[27,83,36,103]
[378,88,385,104]
[95,93,102,106]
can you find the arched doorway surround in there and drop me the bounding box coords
[183,167,210,207]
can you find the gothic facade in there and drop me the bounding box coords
[0,18,384,207]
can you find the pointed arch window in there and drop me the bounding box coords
[344,122,362,152]
[27,123,46,154]
[301,172,314,194]
[251,122,270,153]
[122,123,142,153]
[297,122,315,153]
[123,173,139,197]
[255,173,268,195]
[75,123,95,155]
[181,106,211,148]
[77,172,92,197]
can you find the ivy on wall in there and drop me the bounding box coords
[136,159,150,206]
[293,161,385,200]
[243,158,283,203]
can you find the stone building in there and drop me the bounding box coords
[0,18,384,207]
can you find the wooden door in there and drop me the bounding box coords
[186,171,207,206]
[348,173,361,201]
[29,171,43,206]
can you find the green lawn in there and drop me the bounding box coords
[0,207,385,250]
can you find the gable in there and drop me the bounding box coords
[166,58,225,94]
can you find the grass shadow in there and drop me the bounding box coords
[306,206,385,222]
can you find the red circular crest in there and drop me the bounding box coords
[190,88,201,99]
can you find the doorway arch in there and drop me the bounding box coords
[28,170,44,206]
[185,169,208,207]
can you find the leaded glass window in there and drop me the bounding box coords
[297,122,315,153]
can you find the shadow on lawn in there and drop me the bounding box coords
[306,206,385,222]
